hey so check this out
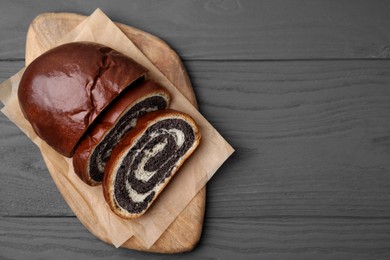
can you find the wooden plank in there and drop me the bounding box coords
[1,59,390,219]
[1,0,390,60]
[190,59,390,218]
[1,217,390,259]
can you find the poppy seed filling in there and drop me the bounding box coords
[89,96,168,182]
[113,118,196,214]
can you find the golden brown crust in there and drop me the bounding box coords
[72,80,171,186]
[102,109,201,219]
[18,41,147,157]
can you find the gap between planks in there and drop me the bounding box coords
[3,215,390,220]
[3,58,390,63]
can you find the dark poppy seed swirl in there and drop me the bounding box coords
[103,110,201,219]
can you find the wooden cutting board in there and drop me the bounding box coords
[25,12,205,253]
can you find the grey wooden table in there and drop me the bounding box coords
[1,1,390,259]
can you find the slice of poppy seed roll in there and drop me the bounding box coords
[103,109,201,219]
[72,80,170,186]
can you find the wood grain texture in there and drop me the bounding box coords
[1,0,390,60]
[2,60,390,219]
[1,217,390,260]
[1,0,390,258]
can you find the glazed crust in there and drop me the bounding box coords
[72,80,171,186]
[18,42,147,157]
[102,109,201,219]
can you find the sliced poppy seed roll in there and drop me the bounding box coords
[103,109,201,219]
[72,80,170,186]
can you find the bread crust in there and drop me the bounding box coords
[72,80,170,186]
[18,42,147,157]
[102,109,201,219]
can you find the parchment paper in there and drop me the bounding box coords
[0,9,234,249]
